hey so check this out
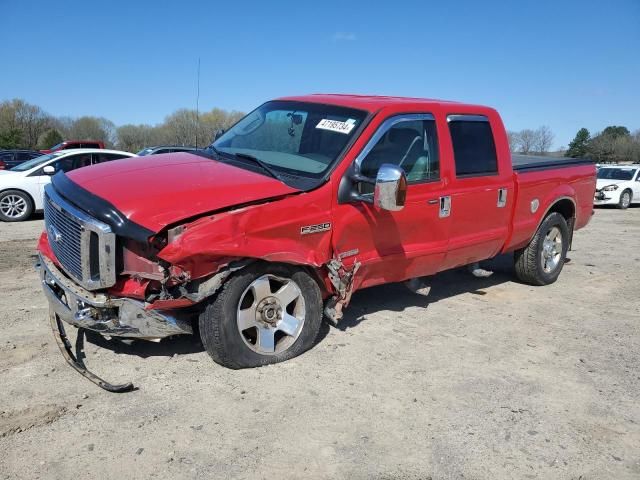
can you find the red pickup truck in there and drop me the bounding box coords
[40,140,105,153]
[38,95,596,388]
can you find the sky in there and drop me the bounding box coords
[1,0,638,149]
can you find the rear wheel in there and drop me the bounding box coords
[0,190,33,222]
[199,264,323,369]
[618,190,632,209]
[514,212,569,286]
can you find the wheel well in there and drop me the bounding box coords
[227,259,330,298]
[548,198,575,222]
[0,188,36,208]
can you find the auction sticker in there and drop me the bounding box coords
[316,118,356,134]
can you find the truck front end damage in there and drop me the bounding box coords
[40,254,193,339]
[37,183,260,390]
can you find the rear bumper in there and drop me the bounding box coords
[38,254,192,339]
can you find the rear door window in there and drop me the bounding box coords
[448,115,498,177]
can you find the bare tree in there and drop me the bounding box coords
[517,129,537,154]
[533,126,554,154]
[507,131,520,152]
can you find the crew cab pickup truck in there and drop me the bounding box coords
[37,95,596,388]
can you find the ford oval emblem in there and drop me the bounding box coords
[48,224,63,243]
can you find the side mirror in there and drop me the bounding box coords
[374,164,407,211]
[42,165,56,175]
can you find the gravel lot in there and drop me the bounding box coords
[0,208,639,479]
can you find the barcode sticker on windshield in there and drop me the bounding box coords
[316,118,356,134]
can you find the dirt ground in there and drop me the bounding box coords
[0,208,638,480]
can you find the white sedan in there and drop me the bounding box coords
[0,149,136,222]
[594,165,640,209]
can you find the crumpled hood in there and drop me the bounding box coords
[596,179,627,190]
[65,152,299,233]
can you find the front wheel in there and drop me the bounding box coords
[199,264,323,369]
[514,212,569,286]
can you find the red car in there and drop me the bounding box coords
[37,95,596,389]
[40,140,105,153]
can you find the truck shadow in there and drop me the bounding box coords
[84,330,205,358]
[335,254,516,331]
[84,254,518,357]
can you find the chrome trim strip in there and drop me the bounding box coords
[44,184,116,290]
[447,114,489,123]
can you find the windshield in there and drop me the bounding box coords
[49,142,65,151]
[597,168,637,181]
[208,101,367,178]
[10,153,58,172]
[137,148,154,156]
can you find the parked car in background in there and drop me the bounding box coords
[0,149,43,170]
[40,140,105,154]
[0,149,136,222]
[594,164,640,209]
[137,145,198,156]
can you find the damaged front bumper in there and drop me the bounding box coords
[39,254,192,339]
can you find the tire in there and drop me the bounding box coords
[514,212,569,286]
[199,263,323,369]
[0,189,34,222]
[618,189,632,209]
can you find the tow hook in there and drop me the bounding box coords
[50,310,135,393]
[324,258,361,323]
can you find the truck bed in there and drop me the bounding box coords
[504,159,597,252]
[512,154,593,172]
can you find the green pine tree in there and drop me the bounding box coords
[565,128,590,158]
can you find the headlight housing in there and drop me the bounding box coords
[602,184,619,192]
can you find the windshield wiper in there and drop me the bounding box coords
[230,152,283,181]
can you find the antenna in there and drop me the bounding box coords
[195,57,201,148]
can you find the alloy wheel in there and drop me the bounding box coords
[236,274,306,355]
[0,194,27,219]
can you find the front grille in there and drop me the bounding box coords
[44,194,83,280]
[43,185,116,290]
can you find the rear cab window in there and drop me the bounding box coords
[447,115,498,177]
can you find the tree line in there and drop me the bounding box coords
[0,98,244,153]
[564,126,640,163]
[2,98,638,163]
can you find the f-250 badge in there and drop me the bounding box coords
[300,222,331,235]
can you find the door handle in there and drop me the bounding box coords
[427,199,439,205]
[439,196,451,218]
[497,188,508,208]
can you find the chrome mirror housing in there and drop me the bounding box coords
[374,164,407,211]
